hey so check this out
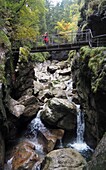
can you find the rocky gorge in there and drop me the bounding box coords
[0,46,106,170]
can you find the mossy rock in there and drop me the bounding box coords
[0,64,6,84]
[67,50,76,61]
[30,52,50,62]
[79,47,106,93]
[0,30,11,49]
[19,46,30,62]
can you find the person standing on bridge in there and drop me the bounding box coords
[43,32,49,45]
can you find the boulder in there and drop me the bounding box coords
[47,65,58,74]
[18,95,39,106]
[18,95,41,117]
[41,148,87,170]
[50,51,69,61]
[52,88,66,99]
[27,113,64,153]
[9,97,25,117]
[33,80,44,95]
[41,97,77,130]
[12,141,39,170]
[37,129,64,152]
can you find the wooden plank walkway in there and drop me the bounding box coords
[30,42,89,52]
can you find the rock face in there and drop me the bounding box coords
[88,133,106,169]
[79,0,106,36]
[0,132,5,170]
[41,97,77,130]
[41,148,87,170]
[50,51,69,61]
[13,62,35,99]
[71,47,106,148]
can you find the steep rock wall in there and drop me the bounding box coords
[71,47,106,148]
[79,0,106,36]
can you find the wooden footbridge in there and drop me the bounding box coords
[12,29,106,53]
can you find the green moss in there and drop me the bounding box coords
[0,65,6,84]
[92,71,106,93]
[52,80,60,85]
[19,46,30,62]
[80,46,106,93]
[0,30,11,49]
[80,46,91,60]
[30,52,50,62]
[67,50,76,62]
[88,54,104,76]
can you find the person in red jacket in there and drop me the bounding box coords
[43,32,49,45]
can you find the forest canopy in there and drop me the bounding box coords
[0,0,105,43]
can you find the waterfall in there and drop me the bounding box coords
[76,104,85,143]
[65,80,93,152]
[70,104,93,151]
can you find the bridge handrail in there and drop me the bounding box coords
[93,34,106,39]
[92,34,106,47]
[12,29,95,50]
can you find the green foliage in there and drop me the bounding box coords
[0,64,6,84]
[30,52,50,62]
[67,50,76,62]
[0,30,11,49]
[19,46,30,62]
[54,2,80,37]
[52,80,60,85]
[80,46,91,60]
[45,0,80,34]
[0,0,45,44]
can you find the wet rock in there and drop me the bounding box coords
[88,133,106,170]
[41,148,87,170]
[27,110,64,153]
[37,129,64,152]
[23,104,40,117]
[0,132,5,170]
[12,141,39,170]
[41,97,77,130]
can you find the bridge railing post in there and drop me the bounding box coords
[97,38,99,47]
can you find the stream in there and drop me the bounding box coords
[4,60,93,170]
